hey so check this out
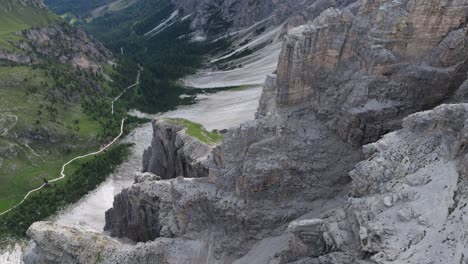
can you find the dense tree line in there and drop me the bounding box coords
[83,0,231,113]
[0,144,131,239]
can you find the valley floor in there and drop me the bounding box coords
[55,85,261,232]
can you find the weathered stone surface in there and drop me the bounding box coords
[25,221,208,264]
[104,184,161,242]
[21,23,111,72]
[142,119,213,180]
[0,50,32,64]
[276,1,468,145]
[0,17,111,72]
[346,104,468,263]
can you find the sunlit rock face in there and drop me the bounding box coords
[276,0,468,145]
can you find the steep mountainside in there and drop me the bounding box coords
[0,0,130,230]
[25,0,468,263]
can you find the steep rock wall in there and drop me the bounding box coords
[276,1,468,145]
[97,0,468,260]
[142,119,212,180]
[104,178,161,242]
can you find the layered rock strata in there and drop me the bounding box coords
[276,0,468,145]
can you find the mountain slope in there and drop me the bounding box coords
[0,0,58,49]
[0,0,134,230]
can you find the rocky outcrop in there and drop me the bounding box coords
[106,118,216,241]
[26,221,223,264]
[104,176,162,242]
[0,0,111,71]
[26,105,468,264]
[256,74,278,119]
[0,49,32,64]
[20,23,112,71]
[142,119,213,180]
[25,222,122,264]
[344,104,468,263]
[276,1,468,145]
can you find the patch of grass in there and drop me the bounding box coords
[166,118,223,145]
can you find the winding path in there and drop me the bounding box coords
[0,69,142,216]
[111,66,142,115]
[0,119,126,216]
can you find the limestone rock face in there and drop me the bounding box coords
[142,119,213,180]
[25,222,121,264]
[345,104,468,263]
[276,1,468,145]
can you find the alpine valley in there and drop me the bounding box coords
[1,0,468,263]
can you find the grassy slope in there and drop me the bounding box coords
[0,0,59,49]
[0,0,126,214]
[0,2,65,212]
[0,144,131,238]
[0,65,104,213]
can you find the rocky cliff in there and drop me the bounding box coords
[0,0,111,72]
[142,119,212,180]
[276,0,468,145]
[104,118,215,242]
[25,0,468,263]
[21,23,112,71]
[171,0,356,36]
[1,22,112,72]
